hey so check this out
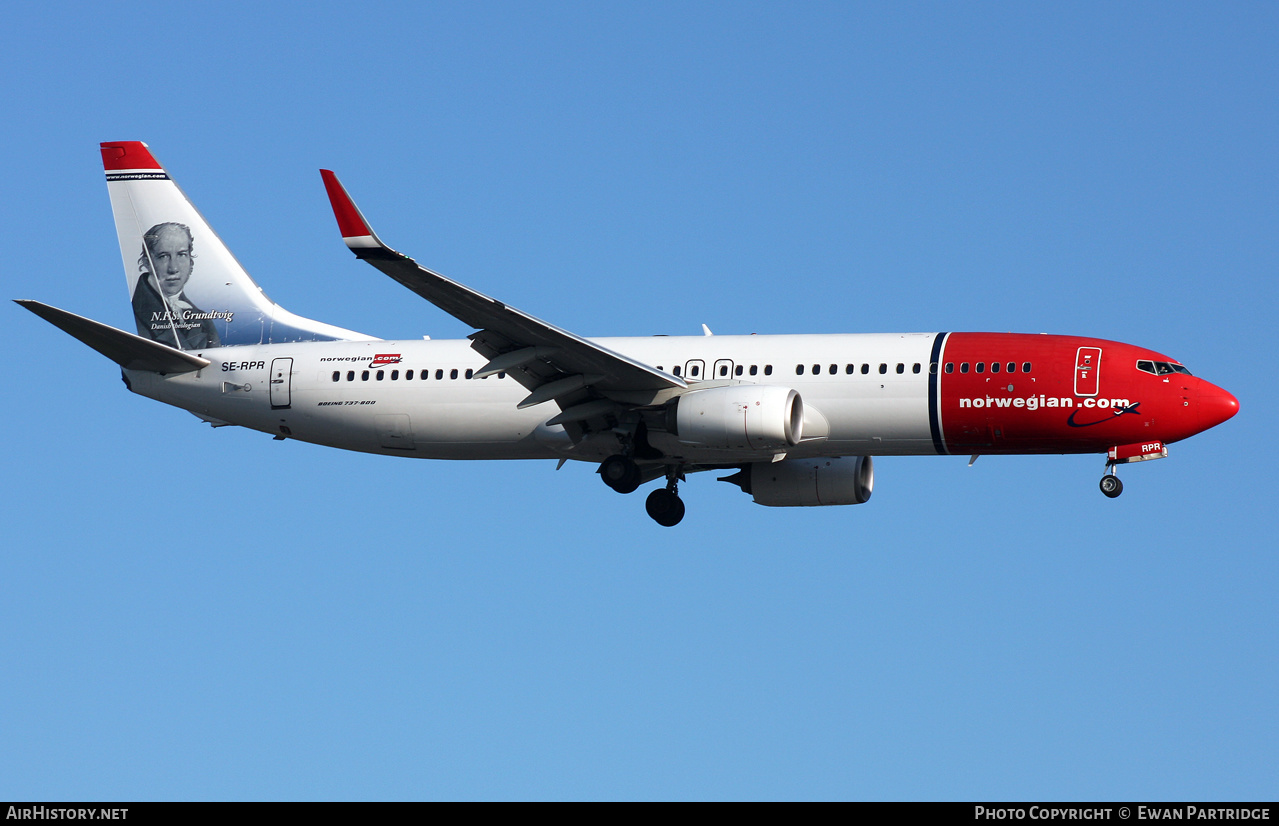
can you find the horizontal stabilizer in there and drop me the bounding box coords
[15,300,211,374]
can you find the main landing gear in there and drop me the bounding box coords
[598,456,686,526]
[1099,465,1123,498]
[599,454,641,494]
[645,469,686,527]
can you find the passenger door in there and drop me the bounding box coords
[270,358,293,409]
[1074,347,1101,397]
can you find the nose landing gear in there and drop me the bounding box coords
[1099,470,1123,498]
[1099,442,1168,498]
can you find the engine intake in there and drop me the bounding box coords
[670,385,802,452]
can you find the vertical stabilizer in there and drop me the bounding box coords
[102,141,374,349]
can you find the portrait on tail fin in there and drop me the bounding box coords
[130,222,224,349]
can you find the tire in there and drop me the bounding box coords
[645,488,686,527]
[600,455,641,494]
[1099,475,1123,498]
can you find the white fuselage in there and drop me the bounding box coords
[126,332,941,463]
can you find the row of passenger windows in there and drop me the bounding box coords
[657,364,774,378]
[793,361,1033,376]
[658,362,1036,378]
[945,361,1032,374]
[331,368,507,382]
[332,360,1034,383]
[799,362,923,376]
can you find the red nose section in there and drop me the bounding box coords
[1199,381,1239,431]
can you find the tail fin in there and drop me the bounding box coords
[101,141,374,349]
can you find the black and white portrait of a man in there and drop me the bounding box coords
[131,222,221,349]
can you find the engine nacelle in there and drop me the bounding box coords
[724,456,874,507]
[671,385,803,452]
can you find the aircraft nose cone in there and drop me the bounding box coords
[1199,381,1239,431]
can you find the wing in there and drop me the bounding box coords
[320,170,686,430]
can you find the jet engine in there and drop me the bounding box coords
[721,455,874,507]
[668,385,803,452]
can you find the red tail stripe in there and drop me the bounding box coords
[100,141,161,171]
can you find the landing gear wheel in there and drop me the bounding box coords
[600,454,641,494]
[1100,474,1123,498]
[646,488,686,527]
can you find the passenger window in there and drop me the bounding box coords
[391,370,399,380]
[990,362,1000,373]
[749,365,758,376]
[673,365,681,376]
[435,369,443,380]
[332,371,340,382]
[1007,362,1016,373]
[764,365,773,376]
[896,363,904,374]
[913,363,921,374]
[960,363,969,374]
[498,372,506,379]
[846,364,854,374]
[879,363,887,374]
[945,363,954,373]
[450,369,458,380]
[797,364,805,375]
[361,370,369,381]
[465,368,474,379]
[406,370,414,380]
[812,364,820,375]
[735,365,743,376]
[346,371,355,381]
[376,370,384,380]
[829,364,837,375]
[690,365,700,377]
[861,364,869,375]
[976,362,984,374]
[929,363,937,374]
[1022,362,1031,373]
[719,364,728,377]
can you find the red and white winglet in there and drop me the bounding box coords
[320,169,394,258]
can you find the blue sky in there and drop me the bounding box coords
[2,2,1275,800]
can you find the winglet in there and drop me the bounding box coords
[320,169,395,259]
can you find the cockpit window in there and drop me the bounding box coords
[1137,360,1192,376]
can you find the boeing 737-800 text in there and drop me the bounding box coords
[16,142,1239,525]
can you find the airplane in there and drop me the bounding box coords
[16,142,1239,526]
